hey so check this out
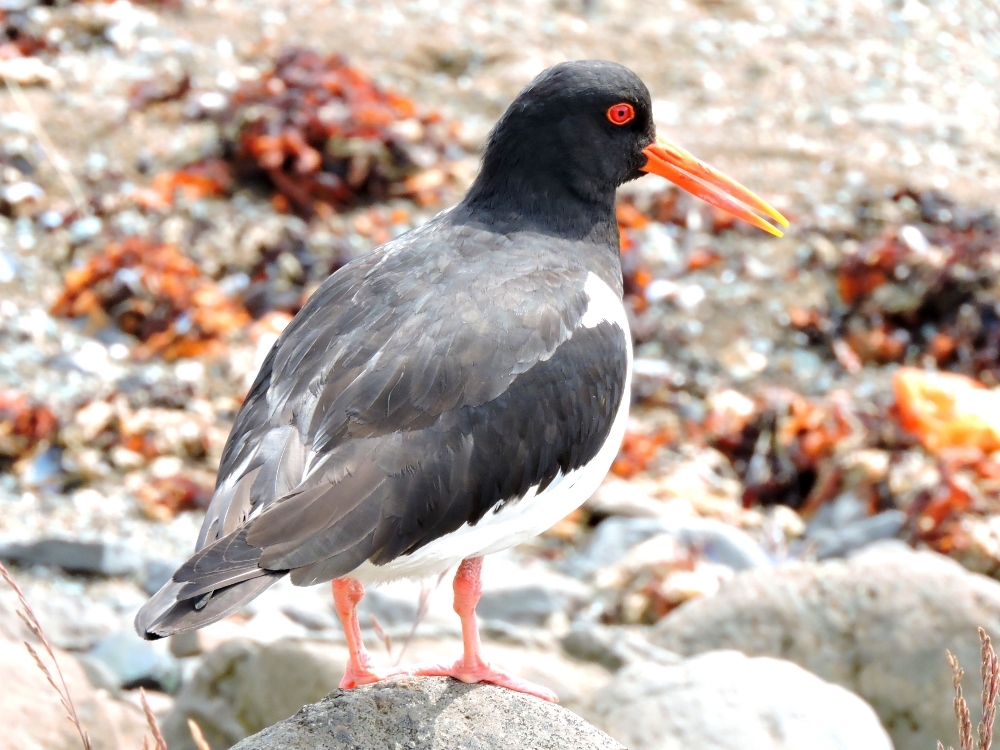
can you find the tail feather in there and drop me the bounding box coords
[135,570,285,640]
[174,565,277,600]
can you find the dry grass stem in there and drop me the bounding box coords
[140,688,168,750]
[941,629,1000,750]
[979,628,1000,750]
[370,614,393,661]
[3,77,87,213]
[947,649,974,750]
[395,569,448,666]
[187,718,211,750]
[0,560,93,750]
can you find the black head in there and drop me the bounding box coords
[461,59,788,240]
[462,61,656,235]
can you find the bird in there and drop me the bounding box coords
[135,59,787,701]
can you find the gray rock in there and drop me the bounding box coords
[566,518,662,577]
[74,652,121,693]
[584,479,672,518]
[88,628,181,693]
[803,494,906,559]
[806,492,868,531]
[232,676,626,750]
[162,635,612,749]
[161,638,349,750]
[590,651,893,750]
[561,622,682,671]
[478,568,593,626]
[807,510,907,559]
[566,516,771,579]
[652,545,1000,750]
[0,538,141,576]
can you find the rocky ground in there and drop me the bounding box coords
[2,0,1000,749]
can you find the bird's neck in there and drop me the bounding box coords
[459,165,620,250]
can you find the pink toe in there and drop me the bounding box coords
[409,660,558,702]
[340,665,415,689]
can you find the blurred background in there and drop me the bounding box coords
[2,0,1000,748]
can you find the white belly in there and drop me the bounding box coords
[350,272,633,585]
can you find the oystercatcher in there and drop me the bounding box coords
[136,60,787,700]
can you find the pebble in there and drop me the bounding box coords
[20,445,64,487]
[561,622,681,671]
[1,182,44,205]
[803,494,907,559]
[87,628,181,692]
[0,57,62,87]
[68,215,103,243]
[566,516,771,580]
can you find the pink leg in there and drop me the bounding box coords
[412,558,558,702]
[332,577,412,689]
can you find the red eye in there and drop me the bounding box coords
[606,103,635,125]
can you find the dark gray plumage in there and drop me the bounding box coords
[136,60,647,639]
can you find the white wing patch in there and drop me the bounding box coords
[579,272,629,330]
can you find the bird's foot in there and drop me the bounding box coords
[410,658,558,702]
[339,662,415,689]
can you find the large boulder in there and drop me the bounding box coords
[652,544,999,750]
[161,638,350,750]
[589,651,893,750]
[1,636,149,750]
[162,636,611,749]
[232,676,625,750]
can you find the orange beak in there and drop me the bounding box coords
[641,135,789,237]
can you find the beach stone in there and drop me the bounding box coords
[161,634,613,749]
[160,638,350,750]
[590,651,893,750]
[477,567,593,626]
[0,538,140,576]
[652,544,1000,750]
[87,628,181,692]
[232,676,625,750]
[561,621,681,671]
[566,516,770,579]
